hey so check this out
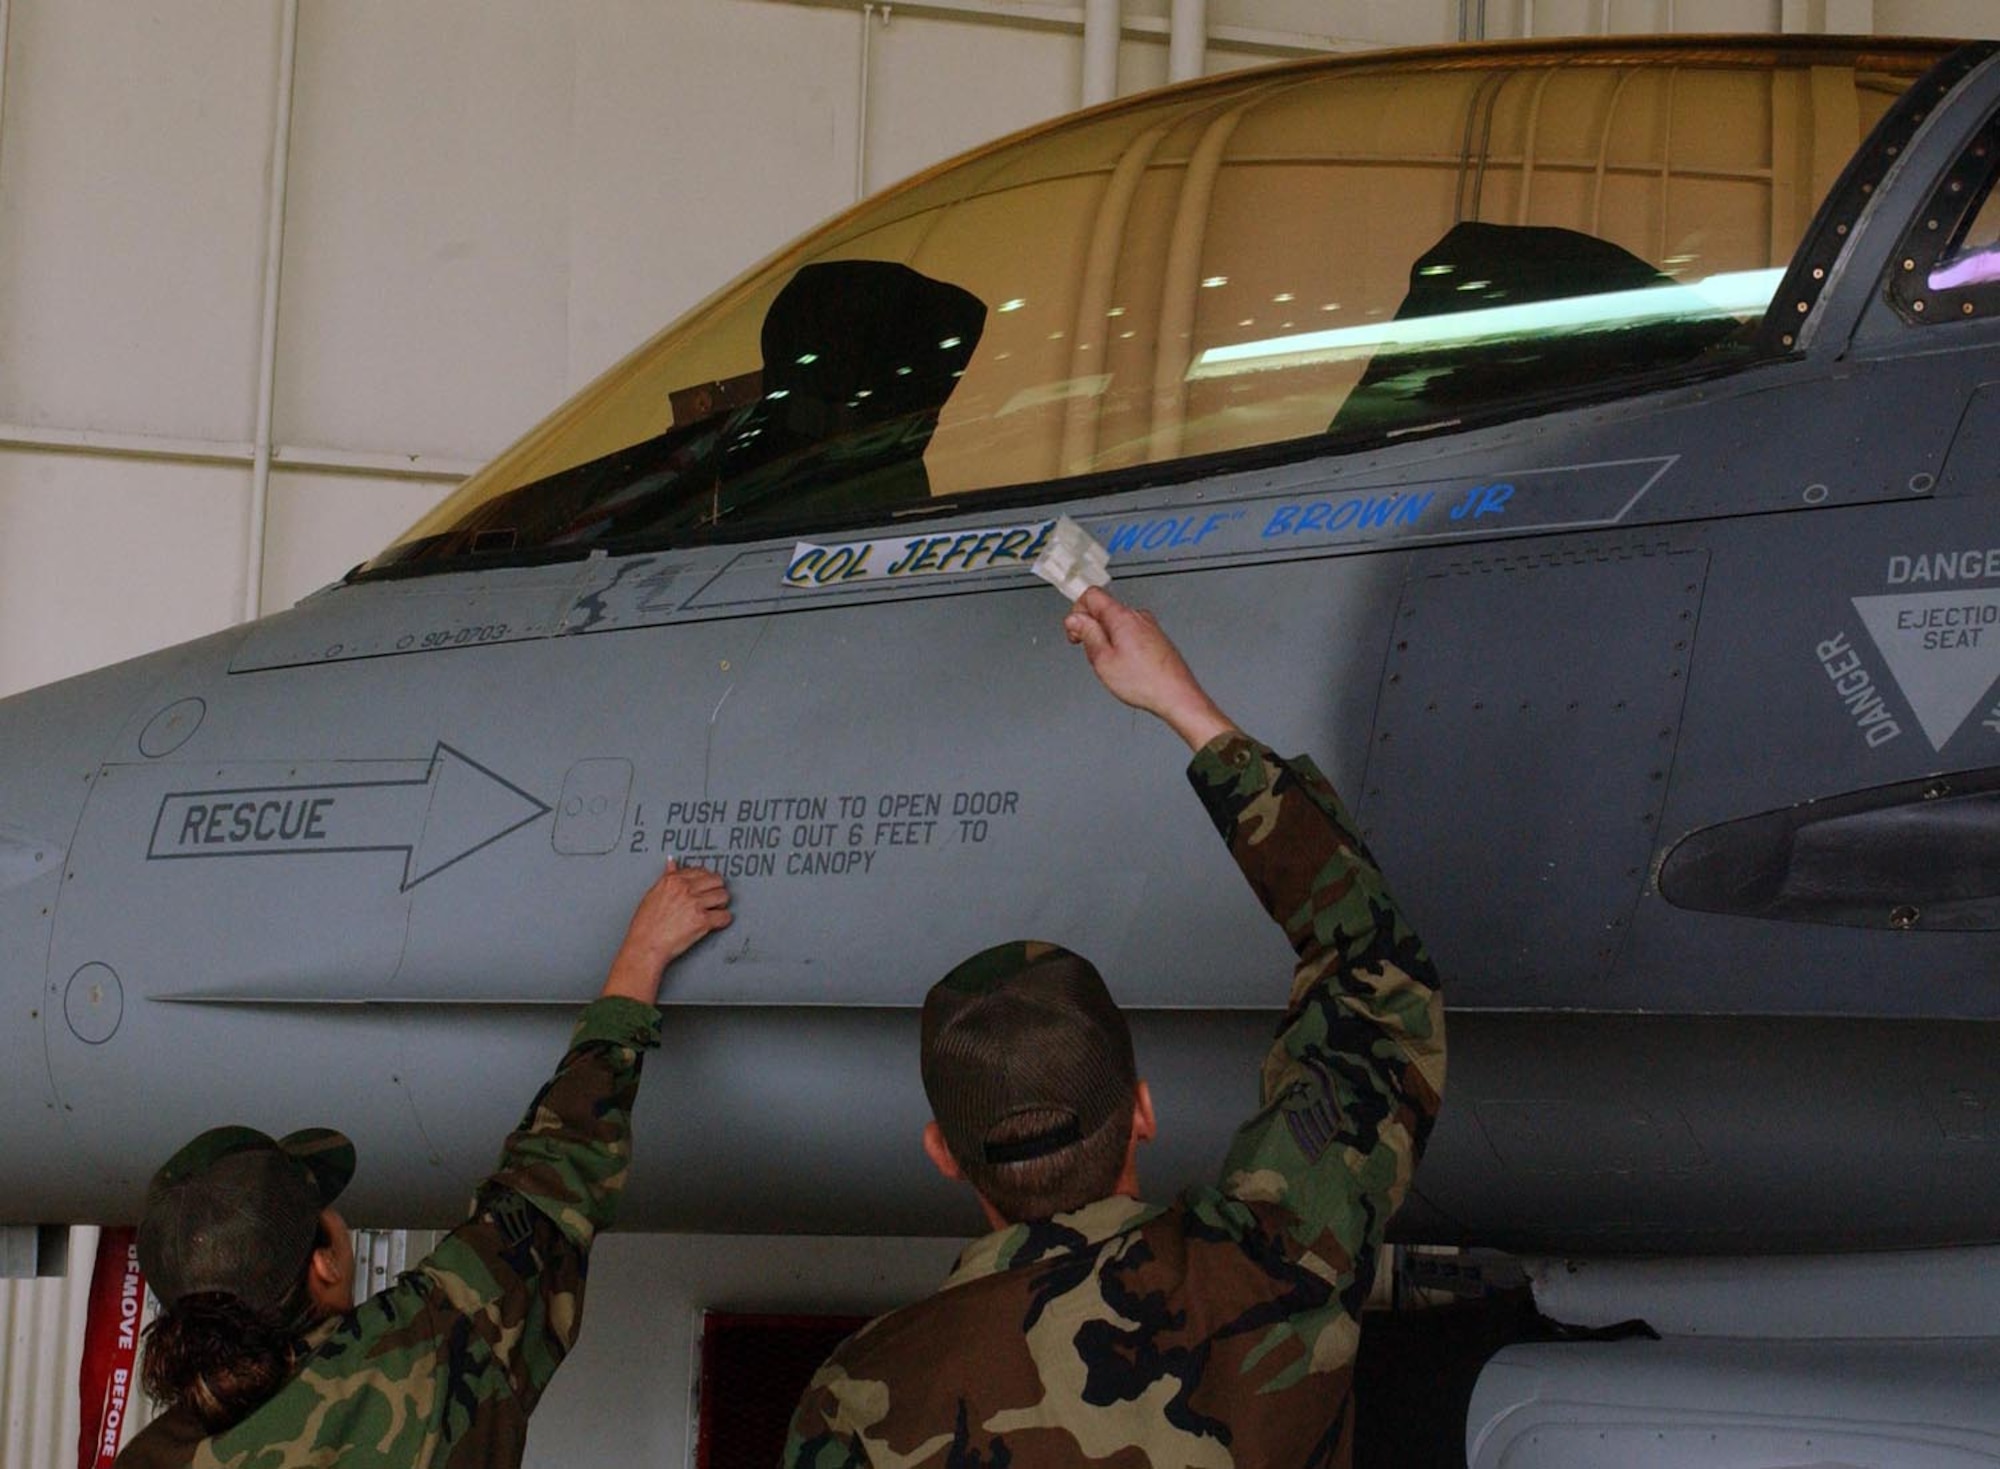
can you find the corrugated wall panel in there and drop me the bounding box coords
[2,1225,94,1469]
[351,1228,443,1295]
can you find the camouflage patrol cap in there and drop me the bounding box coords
[921,941,1136,1167]
[137,1125,354,1312]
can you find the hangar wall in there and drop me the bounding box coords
[0,2,1988,1467]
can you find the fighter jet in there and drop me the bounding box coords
[4,30,1998,1303]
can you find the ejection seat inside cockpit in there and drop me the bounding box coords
[427,259,986,558]
[708,259,987,526]
[1330,221,1747,439]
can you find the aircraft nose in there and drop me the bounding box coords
[0,683,126,1219]
[0,657,163,984]
[0,823,62,895]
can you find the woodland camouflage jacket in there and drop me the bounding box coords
[784,731,1447,1468]
[117,995,657,1469]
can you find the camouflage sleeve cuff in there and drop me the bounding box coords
[1186,728,1264,794]
[1187,731,1371,863]
[571,994,663,1050]
[1185,729,1288,843]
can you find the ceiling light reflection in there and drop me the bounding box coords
[1187,268,1784,381]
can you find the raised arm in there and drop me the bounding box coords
[414,860,733,1409]
[598,858,734,1006]
[1067,587,1443,1245]
[1063,587,1236,750]
[1191,738,1443,1229]
[486,859,732,1242]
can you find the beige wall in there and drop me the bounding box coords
[0,0,1159,699]
[1876,0,1998,35]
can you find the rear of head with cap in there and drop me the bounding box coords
[135,1125,354,1431]
[139,1125,353,1315]
[921,940,1139,1222]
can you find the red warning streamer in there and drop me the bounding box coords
[77,1227,145,1469]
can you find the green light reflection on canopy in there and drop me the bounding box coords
[1187,268,1786,381]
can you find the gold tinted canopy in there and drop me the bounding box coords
[368,36,1953,573]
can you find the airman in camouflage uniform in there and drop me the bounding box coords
[118,860,733,1469]
[784,588,1445,1468]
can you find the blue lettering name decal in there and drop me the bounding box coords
[780,459,1673,589]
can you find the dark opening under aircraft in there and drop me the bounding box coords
[5,34,2000,1447]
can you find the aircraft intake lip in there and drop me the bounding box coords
[0,825,61,894]
[1659,766,2000,931]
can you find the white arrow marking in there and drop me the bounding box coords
[147,743,551,891]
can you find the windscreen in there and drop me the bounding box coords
[365,38,1949,575]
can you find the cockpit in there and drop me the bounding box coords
[362,36,1965,576]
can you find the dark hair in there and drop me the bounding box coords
[138,1225,326,1432]
[960,1101,1134,1224]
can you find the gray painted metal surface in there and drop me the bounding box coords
[1468,1336,2000,1468]
[1522,1247,2000,1338]
[3,40,2000,1255]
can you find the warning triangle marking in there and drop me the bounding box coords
[1852,590,2000,752]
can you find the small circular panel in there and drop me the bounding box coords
[139,698,206,758]
[64,963,124,1045]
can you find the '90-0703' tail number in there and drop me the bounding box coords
[405,623,511,651]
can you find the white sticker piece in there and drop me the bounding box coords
[1031,515,1112,602]
[785,520,1055,591]
[1852,588,2000,751]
